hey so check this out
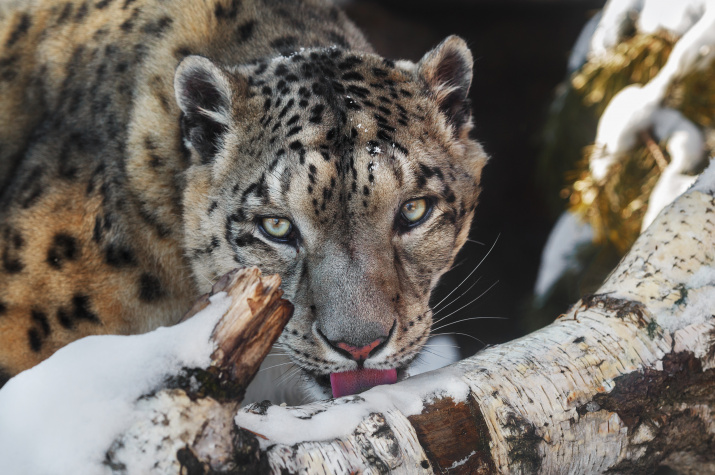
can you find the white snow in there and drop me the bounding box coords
[641,108,705,230]
[0,292,232,475]
[235,365,469,448]
[638,0,707,36]
[589,0,643,58]
[590,85,660,180]
[534,211,595,303]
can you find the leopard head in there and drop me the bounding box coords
[175,36,487,400]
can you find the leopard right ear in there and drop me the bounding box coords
[174,56,233,164]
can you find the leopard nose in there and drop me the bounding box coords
[329,337,385,361]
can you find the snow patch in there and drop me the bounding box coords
[590,0,643,58]
[641,108,704,230]
[638,0,706,36]
[0,293,232,475]
[235,366,469,447]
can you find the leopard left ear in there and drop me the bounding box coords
[418,36,473,135]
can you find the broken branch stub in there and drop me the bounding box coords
[209,268,294,388]
[177,267,294,401]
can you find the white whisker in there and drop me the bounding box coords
[432,234,499,310]
[433,315,506,333]
[431,331,487,347]
[432,280,500,326]
[259,362,296,372]
[432,276,482,318]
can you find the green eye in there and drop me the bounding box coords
[401,198,429,224]
[261,217,293,239]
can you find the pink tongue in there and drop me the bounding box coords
[330,368,397,398]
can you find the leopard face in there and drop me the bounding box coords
[177,36,487,399]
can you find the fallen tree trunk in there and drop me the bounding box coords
[2,176,715,474]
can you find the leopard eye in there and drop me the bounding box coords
[260,217,293,239]
[400,198,429,224]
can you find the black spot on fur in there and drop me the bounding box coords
[47,234,78,269]
[377,130,392,142]
[277,98,295,119]
[286,126,302,137]
[31,310,50,336]
[286,114,300,126]
[215,0,241,19]
[142,16,173,36]
[270,36,298,56]
[393,141,409,156]
[234,233,258,247]
[236,20,255,42]
[2,230,24,274]
[6,13,31,48]
[105,244,135,267]
[57,294,100,329]
[338,57,362,70]
[95,0,113,9]
[28,328,42,352]
[0,301,6,317]
[57,3,74,23]
[341,71,364,81]
[0,366,10,388]
[139,273,165,302]
[74,2,89,22]
[309,104,325,124]
[327,32,349,48]
[311,82,326,96]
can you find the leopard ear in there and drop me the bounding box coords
[418,36,473,135]
[174,56,233,164]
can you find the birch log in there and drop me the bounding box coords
[2,176,715,474]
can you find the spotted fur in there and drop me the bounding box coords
[0,0,487,398]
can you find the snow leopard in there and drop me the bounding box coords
[0,0,487,399]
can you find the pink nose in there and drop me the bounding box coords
[335,338,385,361]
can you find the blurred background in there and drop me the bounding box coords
[342,0,607,356]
